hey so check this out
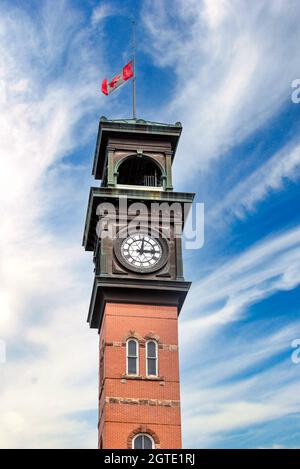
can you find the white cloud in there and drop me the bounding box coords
[181,318,300,447]
[1,0,300,450]
[208,140,300,223]
[182,359,300,447]
[91,3,114,26]
[142,0,300,183]
[180,224,300,346]
[179,223,300,446]
[0,0,112,448]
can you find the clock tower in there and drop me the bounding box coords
[83,117,194,449]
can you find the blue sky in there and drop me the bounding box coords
[0,0,300,448]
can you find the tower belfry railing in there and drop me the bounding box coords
[144,174,157,187]
[144,172,159,187]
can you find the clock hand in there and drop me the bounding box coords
[138,236,146,254]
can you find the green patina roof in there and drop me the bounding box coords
[100,116,182,128]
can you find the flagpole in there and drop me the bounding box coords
[132,19,137,119]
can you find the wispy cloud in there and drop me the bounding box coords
[181,224,300,343]
[1,0,300,450]
[179,222,300,447]
[0,0,112,448]
[181,316,300,447]
[142,0,300,183]
[208,139,300,223]
[91,3,115,26]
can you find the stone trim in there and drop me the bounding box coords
[121,374,165,382]
[103,330,179,351]
[144,332,160,342]
[104,341,122,347]
[127,426,160,449]
[161,344,178,351]
[106,396,180,408]
[105,341,178,351]
[121,330,145,344]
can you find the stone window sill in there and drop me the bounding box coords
[121,374,164,382]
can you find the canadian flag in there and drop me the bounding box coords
[101,61,134,95]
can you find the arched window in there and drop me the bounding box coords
[117,156,162,187]
[132,433,154,449]
[126,338,139,375]
[146,340,158,376]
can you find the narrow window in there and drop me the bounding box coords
[132,434,154,449]
[126,339,138,375]
[146,340,158,376]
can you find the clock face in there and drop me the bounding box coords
[115,232,168,273]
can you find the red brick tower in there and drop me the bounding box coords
[83,118,194,449]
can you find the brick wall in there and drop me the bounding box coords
[98,302,182,449]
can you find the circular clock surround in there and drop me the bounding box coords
[114,229,169,273]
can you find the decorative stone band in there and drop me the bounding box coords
[123,331,161,343]
[120,375,165,382]
[105,341,178,351]
[105,396,180,407]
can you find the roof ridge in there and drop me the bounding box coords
[100,116,182,127]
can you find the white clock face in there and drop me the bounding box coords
[120,233,163,271]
